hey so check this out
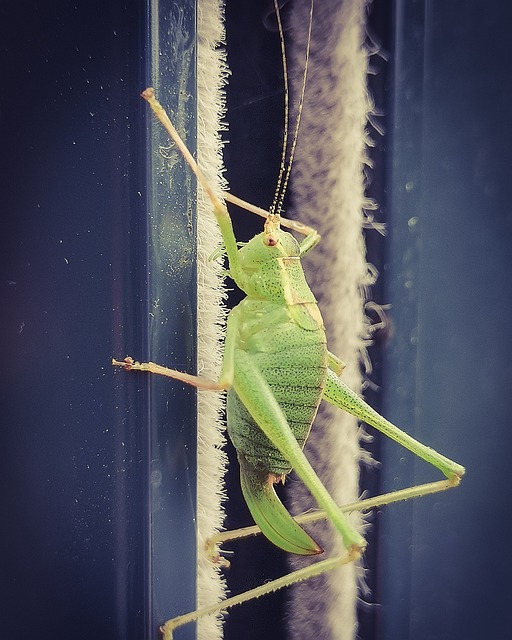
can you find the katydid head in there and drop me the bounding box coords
[237,214,300,273]
[263,212,282,247]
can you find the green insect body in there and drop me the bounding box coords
[226,228,327,477]
[113,88,465,637]
[225,224,330,554]
[202,207,365,555]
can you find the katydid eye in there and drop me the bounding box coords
[265,235,279,247]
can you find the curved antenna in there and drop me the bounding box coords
[270,0,314,216]
[276,0,314,215]
[269,0,290,216]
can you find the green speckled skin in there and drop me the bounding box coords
[227,300,327,475]
[219,223,372,554]
[226,228,328,476]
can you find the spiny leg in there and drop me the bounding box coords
[160,551,355,640]
[322,366,465,482]
[162,432,461,638]
[112,306,242,390]
[204,360,465,560]
[115,352,370,639]
[160,476,460,639]
[206,476,458,552]
[111,357,226,391]
[172,465,461,638]
[141,88,321,246]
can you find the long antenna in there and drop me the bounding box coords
[269,0,290,216]
[270,0,314,216]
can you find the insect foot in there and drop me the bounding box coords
[111,356,135,370]
[204,538,230,569]
[449,471,464,487]
[348,542,365,563]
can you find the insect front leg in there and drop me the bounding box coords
[142,89,251,289]
[142,89,324,270]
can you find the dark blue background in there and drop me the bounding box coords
[378,2,512,639]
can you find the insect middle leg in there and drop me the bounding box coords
[112,303,242,391]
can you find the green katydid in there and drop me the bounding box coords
[112,89,464,637]
[112,3,465,637]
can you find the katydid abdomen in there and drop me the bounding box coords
[225,294,332,555]
[227,300,328,476]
